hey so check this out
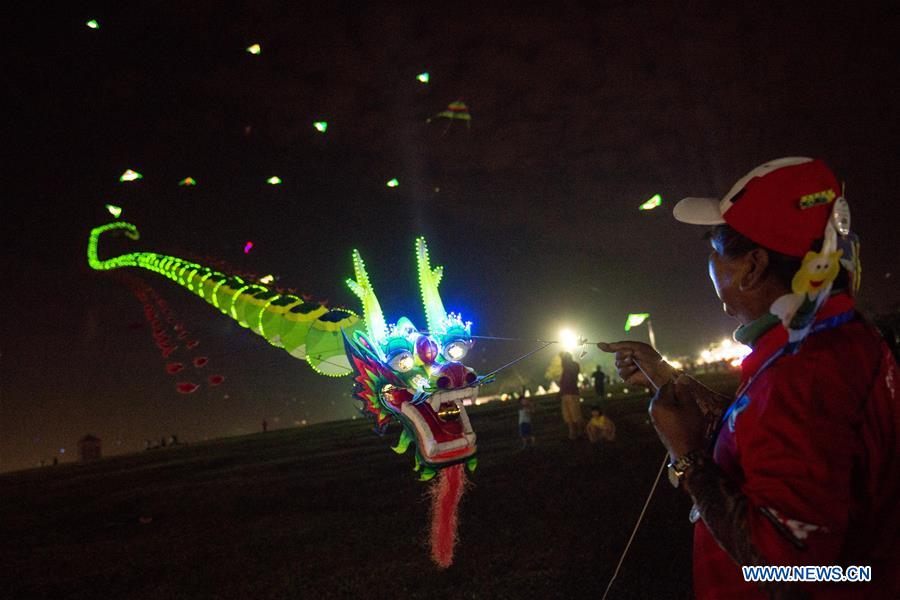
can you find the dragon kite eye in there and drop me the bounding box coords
[389,351,416,373]
[444,341,468,362]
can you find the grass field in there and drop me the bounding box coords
[1,374,739,599]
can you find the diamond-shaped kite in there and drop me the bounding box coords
[638,194,662,211]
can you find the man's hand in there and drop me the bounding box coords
[597,341,676,389]
[649,376,707,461]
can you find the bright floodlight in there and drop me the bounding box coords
[638,194,662,211]
[624,313,650,331]
[559,328,579,352]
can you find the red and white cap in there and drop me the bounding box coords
[673,157,842,257]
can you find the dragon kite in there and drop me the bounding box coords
[87,221,483,567]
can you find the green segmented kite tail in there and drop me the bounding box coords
[87,222,365,376]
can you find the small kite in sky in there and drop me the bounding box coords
[209,375,225,386]
[417,72,430,83]
[266,176,282,185]
[428,100,471,132]
[259,274,275,284]
[176,382,199,394]
[243,241,254,254]
[246,43,261,55]
[119,169,142,182]
[386,178,399,188]
[105,204,122,218]
[179,177,197,186]
[86,19,99,29]
[313,121,328,133]
[638,194,662,211]
[624,313,650,331]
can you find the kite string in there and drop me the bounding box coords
[601,453,668,600]
[478,341,556,380]
[601,356,667,600]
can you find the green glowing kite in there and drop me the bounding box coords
[386,178,399,188]
[179,177,197,186]
[417,72,430,83]
[267,176,282,185]
[87,223,487,567]
[86,19,99,29]
[105,204,122,218]
[86,222,363,377]
[638,194,662,211]
[313,121,328,133]
[624,313,650,331]
[119,169,142,182]
[246,43,261,55]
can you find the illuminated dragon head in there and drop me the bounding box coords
[343,238,482,480]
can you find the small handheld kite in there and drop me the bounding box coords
[88,222,486,567]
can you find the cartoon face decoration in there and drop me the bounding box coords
[791,248,844,298]
[343,238,480,480]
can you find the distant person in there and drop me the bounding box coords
[600,158,899,598]
[559,351,583,439]
[262,419,268,433]
[518,396,536,449]
[586,406,616,444]
[592,365,606,400]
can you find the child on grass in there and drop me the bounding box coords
[586,406,616,443]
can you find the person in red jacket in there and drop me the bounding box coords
[601,157,899,599]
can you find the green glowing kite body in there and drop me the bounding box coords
[87,222,363,376]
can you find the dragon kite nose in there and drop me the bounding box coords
[435,362,477,389]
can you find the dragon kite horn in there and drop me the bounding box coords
[416,237,447,334]
[345,249,388,346]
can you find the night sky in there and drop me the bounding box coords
[3,2,898,472]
